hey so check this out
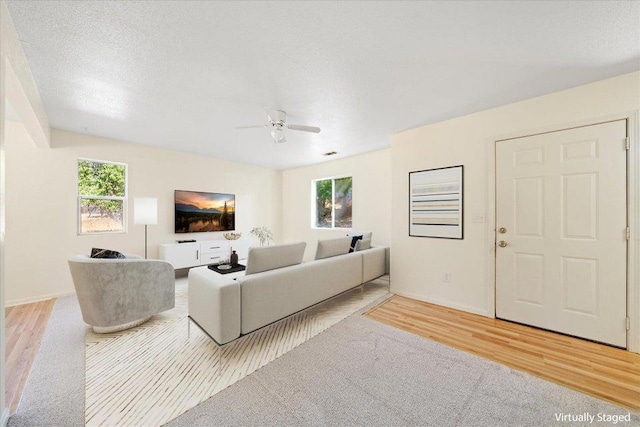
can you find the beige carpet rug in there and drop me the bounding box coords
[85,276,390,426]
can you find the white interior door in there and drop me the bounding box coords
[496,120,627,347]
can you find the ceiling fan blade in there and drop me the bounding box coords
[287,124,321,133]
[235,124,267,129]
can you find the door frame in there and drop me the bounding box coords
[486,111,640,353]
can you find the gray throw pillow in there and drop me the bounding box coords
[355,239,371,251]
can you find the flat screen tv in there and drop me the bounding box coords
[175,190,235,233]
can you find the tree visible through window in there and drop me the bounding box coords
[78,159,127,234]
[314,177,352,228]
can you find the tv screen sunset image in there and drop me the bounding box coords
[175,190,235,233]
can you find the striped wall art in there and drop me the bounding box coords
[409,165,463,239]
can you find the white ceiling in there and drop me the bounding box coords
[5,1,639,169]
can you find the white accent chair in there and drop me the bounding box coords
[68,254,175,333]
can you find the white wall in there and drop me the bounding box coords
[1,1,51,420]
[391,71,640,316]
[4,126,282,305]
[282,149,391,261]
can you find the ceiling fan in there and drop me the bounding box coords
[236,109,320,143]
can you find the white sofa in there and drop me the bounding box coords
[188,240,388,345]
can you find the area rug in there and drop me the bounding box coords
[166,305,640,427]
[85,276,390,426]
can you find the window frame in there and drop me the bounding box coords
[311,175,353,229]
[77,158,128,235]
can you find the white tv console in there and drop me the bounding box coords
[159,239,249,269]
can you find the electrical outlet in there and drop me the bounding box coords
[442,272,451,283]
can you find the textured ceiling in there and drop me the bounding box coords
[5,1,640,169]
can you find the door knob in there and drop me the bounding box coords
[498,240,508,248]
[498,227,507,234]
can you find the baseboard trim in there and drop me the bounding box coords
[5,291,75,307]
[0,407,10,427]
[391,289,489,317]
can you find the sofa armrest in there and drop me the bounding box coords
[370,245,390,275]
[362,246,388,282]
[188,268,241,345]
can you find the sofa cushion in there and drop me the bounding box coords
[90,248,126,259]
[240,251,363,335]
[348,235,363,253]
[355,238,371,251]
[245,242,306,275]
[315,237,352,260]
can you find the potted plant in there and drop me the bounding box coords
[250,227,274,246]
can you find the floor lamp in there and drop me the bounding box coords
[134,197,158,259]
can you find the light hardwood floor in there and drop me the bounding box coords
[5,299,56,413]
[366,295,640,412]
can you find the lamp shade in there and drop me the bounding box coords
[134,197,158,225]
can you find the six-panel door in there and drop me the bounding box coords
[496,120,627,347]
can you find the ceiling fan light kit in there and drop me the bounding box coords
[270,127,286,143]
[237,109,320,143]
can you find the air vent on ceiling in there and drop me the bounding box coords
[323,151,338,156]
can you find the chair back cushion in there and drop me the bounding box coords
[245,242,306,275]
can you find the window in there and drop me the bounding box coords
[313,176,352,228]
[78,159,127,234]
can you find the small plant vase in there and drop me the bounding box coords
[250,227,274,246]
